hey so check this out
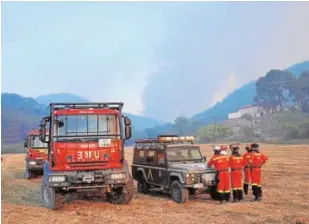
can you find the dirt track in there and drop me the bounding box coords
[1,144,309,224]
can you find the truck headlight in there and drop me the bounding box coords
[185,173,196,184]
[48,176,66,182]
[28,161,36,165]
[110,173,126,180]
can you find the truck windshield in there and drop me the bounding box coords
[166,146,203,161]
[30,136,48,148]
[54,114,120,137]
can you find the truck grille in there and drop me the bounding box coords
[68,161,108,167]
[67,170,109,183]
[195,173,202,183]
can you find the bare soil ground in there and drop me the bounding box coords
[1,144,309,224]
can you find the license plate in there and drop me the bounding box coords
[98,139,111,147]
[82,176,94,183]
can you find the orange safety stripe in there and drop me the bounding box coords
[217,190,231,193]
[231,157,243,160]
[212,156,226,161]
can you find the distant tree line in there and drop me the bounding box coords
[254,70,309,113]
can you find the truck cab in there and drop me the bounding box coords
[39,102,134,209]
[24,129,48,179]
[132,135,217,203]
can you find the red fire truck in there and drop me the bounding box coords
[24,129,48,179]
[38,102,134,209]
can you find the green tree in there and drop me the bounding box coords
[282,123,299,140]
[216,125,232,139]
[172,116,191,135]
[254,69,295,112]
[197,125,215,143]
[298,120,309,138]
[197,124,231,143]
[290,71,309,113]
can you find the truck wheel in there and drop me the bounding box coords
[40,183,64,210]
[108,180,134,205]
[25,164,35,180]
[170,180,189,203]
[137,175,149,194]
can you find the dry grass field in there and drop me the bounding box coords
[1,144,309,224]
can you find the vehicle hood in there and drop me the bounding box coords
[169,162,213,172]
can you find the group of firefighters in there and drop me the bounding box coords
[208,143,268,203]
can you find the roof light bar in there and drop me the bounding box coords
[158,136,195,142]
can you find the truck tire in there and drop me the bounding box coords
[170,180,189,203]
[108,180,134,205]
[25,164,35,180]
[137,174,149,194]
[40,183,64,210]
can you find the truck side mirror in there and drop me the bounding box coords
[125,125,132,140]
[124,116,131,126]
[39,116,50,143]
[39,125,47,143]
[24,139,28,148]
[203,156,207,161]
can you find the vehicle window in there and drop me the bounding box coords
[55,114,120,137]
[146,150,155,163]
[30,136,48,148]
[166,146,202,161]
[157,151,165,166]
[133,150,146,163]
[88,115,98,134]
[99,115,119,134]
[77,115,87,135]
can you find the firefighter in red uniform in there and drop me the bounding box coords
[249,143,268,201]
[243,143,253,195]
[208,146,231,203]
[228,144,245,202]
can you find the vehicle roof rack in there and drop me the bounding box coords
[49,102,124,112]
[135,135,195,145]
[157,134,179,138]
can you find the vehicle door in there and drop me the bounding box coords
[154,150,169,187]
[143,150,157,185]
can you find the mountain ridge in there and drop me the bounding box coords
[190,60,309,124]
[1,93,165,144]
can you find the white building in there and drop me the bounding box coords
[228,105,265,120]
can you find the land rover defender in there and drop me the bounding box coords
[132,135,217,203]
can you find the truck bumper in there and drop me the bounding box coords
[27,160,44,171]
[45,170,130,190]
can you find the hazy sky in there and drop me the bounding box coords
[2,2,309,121]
